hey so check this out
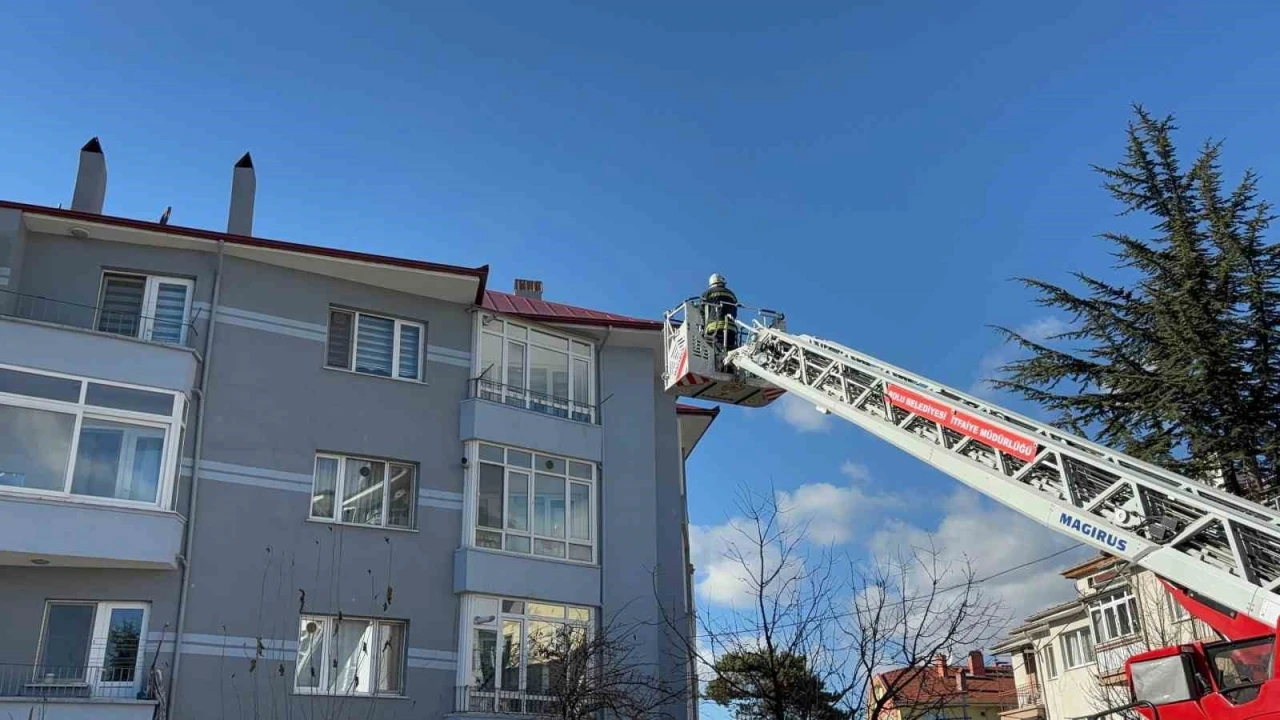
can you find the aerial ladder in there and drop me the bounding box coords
[663,287,1280,719]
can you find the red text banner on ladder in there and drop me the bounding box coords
[884,384,1038,462]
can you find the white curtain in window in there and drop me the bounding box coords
[355,316,395,376]
[329,620,374,694]
[296,619,324,689]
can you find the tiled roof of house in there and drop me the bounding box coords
[482,290,662,331]
[876,665,1015,707]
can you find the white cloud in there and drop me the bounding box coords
[867,488,1092,633]
[688,517,793,608]
[776,478,899,545]
[970,316,1071,398]
[773,393,831,432]
[840,461,871,483]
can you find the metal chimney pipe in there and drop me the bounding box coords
[227,152,256,236]
[71,137,107,214]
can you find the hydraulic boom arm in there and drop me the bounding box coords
[722,321,1280,635]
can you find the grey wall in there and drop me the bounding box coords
[460,398,603,462]
[0,208,23,315]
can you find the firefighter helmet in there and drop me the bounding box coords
[708,273,726,287]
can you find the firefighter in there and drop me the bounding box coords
[702,273,740,353]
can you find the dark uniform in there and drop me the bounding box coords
[702,277,739,353]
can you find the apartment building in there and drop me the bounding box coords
[871,651,1015,720]
[992,554,1219,720]
[0,139,710,719]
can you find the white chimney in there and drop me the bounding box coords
[71,137,107,214]
[514,279,543,300]
[227,152,256,236]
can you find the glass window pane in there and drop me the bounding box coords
[477,464,504,530]
[571,340,591,356]
[329,619,374,695]
[502,600,525,614]
[567,461,592,480]
[150,282,189,344]
[536,456,566,475]
[1117,604,1132,636]
[529,347,569,400]
[530,330,569,351]
[387,463,416,529]
[534,539,566,558]
[505,534,531,553]
[397,324,421,380]
[534,475,565,538]
[71,420,165,503]
[1106,608,1119,639]
[501,620,522,691]
[296,617,324,689]
[507,450,532,468]
[480,333,503,380]
[312,457,339,519]
[355,315,395,377]
[473,598,499,625]
[476,529,502,549]
[569,483,590,541]
[528,603,566,619]
[1128,598,1141,631]
[0,368,81,402]
[341,459,385,526]
[377,622,405,694]
[568,607,590,623]
[508,324,527,341]
[472,628,497,691]
[568,544,592,562]
[479,445,505,463]
[98,274,145,338]
[326,310,354,369]
[507,471,529,532]
[39,603,95,680]
[572,358,590,404]
[85,383,173,415]
[103,608,144,683]
[507,342,526,391]
[0,405,76,491]
[524,621,559,695]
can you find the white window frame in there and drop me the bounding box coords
[325,307,425,382]
[1061,627,1095,669]
[1038,643,1059,679]
[309,453,417,530]
[293,614,406,697]
[1091,589,1142,644]
[1166,590,1192,622]
[457,595,593,705]
[475,313,596,423]
[97,271,195,345]
[467,441,597,564]
[0,363,185,509]
[34,600,150,696]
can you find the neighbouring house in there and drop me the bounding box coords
[992,554,1219,720]
[871,651,1016,720]
[0,138,714,720]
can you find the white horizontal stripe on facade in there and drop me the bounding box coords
[406,657,457,671]
[145,632,455,671]
[201,459,315,486]
[191,458,462,512]
[200,304,473,367]
[407,648,457,661]
[0,266,9,287]
[418,488,464,511]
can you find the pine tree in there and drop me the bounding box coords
[992,107,1280,497]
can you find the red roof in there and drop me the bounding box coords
[875,665,1015,708]
[482,290,662,331]
[0,200,490,303]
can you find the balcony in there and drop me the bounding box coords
[452,685,557,717]
[461,379,603,463]
[0,662,161,720]
[999,683,1045,720]
[0,290,199,392]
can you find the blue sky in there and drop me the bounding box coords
[6,0,1280,712]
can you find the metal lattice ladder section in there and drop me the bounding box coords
[728,324,1280,627]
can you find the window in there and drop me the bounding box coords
[1090,590,1141,643]
[35,601,149,694]
[472,443,596,563]
[0,365,184,507]
[1166,590,1191,621]
[476,315,595,423]
[1038,643,1058,679]
[310,454,417,529]
[326,308,424,381]
[1206,637,1273,704]
[1061,627,1095,669]
[295,615,405,696]
[464,596,592,713]
[97,272,194,345]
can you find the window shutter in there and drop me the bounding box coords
[398,324,421,380]
[355,315,395,376]
[326,310,354,369]
[98,275,145,337]
[150,282,189,344]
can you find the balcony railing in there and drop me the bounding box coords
[470,377,599,425]
[1015,682,1043,708]
[0,662,158,701]
[455,685,558,715]
[0,289,198,347]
